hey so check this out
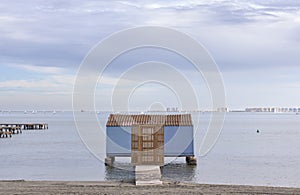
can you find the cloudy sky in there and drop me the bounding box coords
[0,0,300,110]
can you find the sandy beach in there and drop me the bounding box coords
[0,180,299,195]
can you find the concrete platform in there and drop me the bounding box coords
[135,166,162,185]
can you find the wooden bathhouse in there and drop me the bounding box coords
[105,114,196,166]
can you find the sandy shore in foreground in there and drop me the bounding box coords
[0,180,299,195]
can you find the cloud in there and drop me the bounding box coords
[117,1,141,9]
[9,64,65,74]
[115,0,300,24]
[0,79,60,89]
[0,0,300,109]
[0,73,74,93]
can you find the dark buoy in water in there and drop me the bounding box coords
[257,129,260,133]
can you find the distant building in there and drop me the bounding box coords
[217,107,229,112]
[245,107,300,113]
[166,107,179,112]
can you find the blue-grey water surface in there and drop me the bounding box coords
[0,111,299,187]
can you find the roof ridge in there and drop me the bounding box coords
[106,114,193,127]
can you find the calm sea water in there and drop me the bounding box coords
[0,111,299,187]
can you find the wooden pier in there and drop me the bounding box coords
[0,127,13,138]
[0,123,48,138]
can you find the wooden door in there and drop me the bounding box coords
[131,124,164,166]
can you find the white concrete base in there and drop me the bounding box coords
[135,166,162,186]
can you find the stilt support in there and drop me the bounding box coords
[186,156,197,165]
[105,156,115,166]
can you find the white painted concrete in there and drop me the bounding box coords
[135,166,162,185]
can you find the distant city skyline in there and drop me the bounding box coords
[1,106,300,113]
[0,0,300,110]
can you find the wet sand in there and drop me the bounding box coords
[0,180,299,195]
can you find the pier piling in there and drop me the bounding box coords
[0,123,48,139]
